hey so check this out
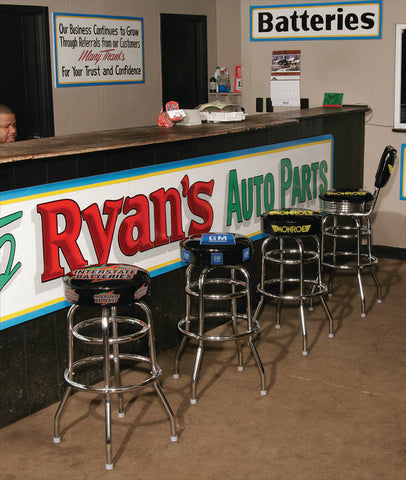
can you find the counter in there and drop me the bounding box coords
[0,106,369,427]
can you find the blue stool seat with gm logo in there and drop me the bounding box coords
[174,233,267,403]
[180,232,253,266]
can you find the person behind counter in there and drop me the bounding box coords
[0,104,17,143]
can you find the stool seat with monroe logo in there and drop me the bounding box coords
[254,209,334,356]
[319,146,397,317]
[174,233,267,404]
[53,264,177,470]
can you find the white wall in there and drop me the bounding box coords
[2,0,405,249]
[0,0,217,135]
[239,0,406,249]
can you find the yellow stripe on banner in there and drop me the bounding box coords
[0,296,66,323]
[0,139,332,206]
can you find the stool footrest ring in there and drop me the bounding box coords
[178,315,260,342]
[64,353,161,393]
[264,248,319,265]
[257,278,328,301]
[186,278,248,300]
[322,252,378,270]
[72,316,149,345]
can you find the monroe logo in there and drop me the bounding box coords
[271,224,311,234]
[93,290,120,305]
[327,191,367,196]
[268,210,313,216]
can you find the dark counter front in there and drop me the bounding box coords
[0,106,369,427]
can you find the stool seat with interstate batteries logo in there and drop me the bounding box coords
[53,263,177,471]
[174,233,267,404]
[254,209,334,356]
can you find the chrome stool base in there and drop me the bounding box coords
[319,146,397,317]
[255,210,334,356]
[54,264,177,470]
[174,234,267,403]
[321,215,382,317]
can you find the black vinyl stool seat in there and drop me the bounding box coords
[174,233,267,404]
[53,263,177,470]
[319,145,397,317]
[254,209,334,356]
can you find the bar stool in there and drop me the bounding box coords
[319,145,397,317]
[254,209,334,356]
[173,233,267,404]
[53,263,177,470]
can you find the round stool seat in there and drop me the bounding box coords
[261,209,322,236]
[63,263,150,307]
[319,189,374,214]
[180,233,253,266]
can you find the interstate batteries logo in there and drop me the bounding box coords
[73,265,138,282]
[93,290,121,305]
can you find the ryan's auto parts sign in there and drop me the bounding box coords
[0,136,332,329]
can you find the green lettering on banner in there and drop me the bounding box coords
[280,158,292,209]
[264,173,275,210]
[0,211,23,291]
[227,169,242,225]
[291,166,302,205]
[241,177,253,220]
[301,164,312,202]
[319,160,328,194]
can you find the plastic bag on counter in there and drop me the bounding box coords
[157,101,185,127]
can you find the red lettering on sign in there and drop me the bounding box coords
[149,187,185,247]
[82,198,123,264]
[37,174,215,282]
[119,195,153,255]
[37,199,87,282]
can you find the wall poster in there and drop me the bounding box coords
[53,12,144,87]
[0,136,333,330]
[271,50,301,107]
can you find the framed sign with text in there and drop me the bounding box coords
[53,13,144,87]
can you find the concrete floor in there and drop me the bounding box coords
[1,257,406,480]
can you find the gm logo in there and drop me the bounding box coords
[182,249,191,263]
[201,233,236,245]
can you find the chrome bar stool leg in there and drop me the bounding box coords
[140,301,177,441]
[101,306,113,470]
[231,268,244,371]
[111,306,125,418]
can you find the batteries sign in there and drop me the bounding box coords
[250,1,382,41]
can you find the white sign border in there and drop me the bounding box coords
[0,135,333,330]
[53,12,145,87]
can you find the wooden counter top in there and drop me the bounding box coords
[0,106,369,165]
